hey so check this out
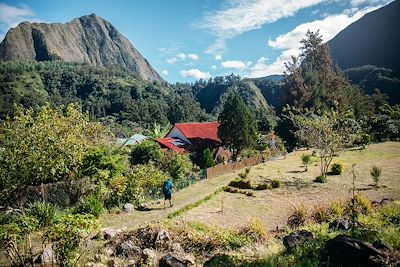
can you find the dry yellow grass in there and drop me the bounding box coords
[177,142,400,229]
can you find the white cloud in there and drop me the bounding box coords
[268,5,381,50]
[0,3,40,41]
[187,53,199,60]
[250,5,383,77]
[221,60,248,70]
[180,69,211,79]
[161,70,169,76]
[198,0,325,55]
[166,57,178,64]
[215,55,222,61]
[211,65,217,70]
[176,53,186,60]
[350,0,390,6]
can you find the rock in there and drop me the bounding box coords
[155,230,171,248]
[141,248,157,266]
[325,235,389,267]
[116,241,141,258]
[103,228,117,240]
[283,230,314,250]
[373,240,393,251]
[41,248,55,266]
[123,203,135,213]
[104,246,114,256]
[159,253,195,267]
[329,218,351,231]
[380,198,393,206]
[0,14,164,82]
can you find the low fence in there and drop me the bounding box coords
[206,155,264,179]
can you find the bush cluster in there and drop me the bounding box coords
[330,162,344,175]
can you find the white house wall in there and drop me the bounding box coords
[166,126,192,144]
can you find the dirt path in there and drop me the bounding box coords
[100,171,238,230]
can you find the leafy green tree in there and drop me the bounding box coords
[289,108,361,179]
[130,140,163,165]
[218,92,258,161]
[0,104,110,201]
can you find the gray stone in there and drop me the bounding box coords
[283,230,314,250]
[329,218,351,231]
[155,230,170,248]
[103,228,117,240]
[116,241,141,258]
[123,203,135,213]
[41,248,55,266]
[159,253,195,267]
[141,248,157,266]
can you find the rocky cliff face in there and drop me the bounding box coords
[0,14,163,82]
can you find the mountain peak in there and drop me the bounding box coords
[0,14,163,82]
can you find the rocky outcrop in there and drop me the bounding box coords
[325,235,392,267]
[282,230,314,250]
[0,14,163,82]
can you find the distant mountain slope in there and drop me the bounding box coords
[0,14,163,82]
[345,65,400,105]
[328,0,400,73]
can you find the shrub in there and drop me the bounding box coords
[130,140,163,165]
[287,204,309,228]
[229,178,253,189]
[26,201,58,228]
[271,180,281,188]
[254,183,271,190]
[159,153,194,189]
[314,175,326,183]
[238,168,251,180]
[311,204,330,223]
[301,154,312,171]
[330,162,344,175]
[329,199,346,219]
[73,196,104,218]
[370,165,382,186]
[355,193,373,214]
[124,164,166,206]
[241,218,268,242]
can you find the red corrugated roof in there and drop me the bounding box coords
[156,137,187,153]
[175,122,220,142]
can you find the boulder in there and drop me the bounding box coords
[103,228,117,240]
[115,241,141,258]
[329,218,351,231]
[141,248,157,266]
[373,240,393,251]
[41,248,55,266]
[123,203,135,213]
[283,230,314,250]
[325,235,389,267]
[155,230,171,248]
[159,253,195,267]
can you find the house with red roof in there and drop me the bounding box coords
[156,122,226,156]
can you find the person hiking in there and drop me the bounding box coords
[163,178,173,209]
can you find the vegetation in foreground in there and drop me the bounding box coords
[80,198,400,266]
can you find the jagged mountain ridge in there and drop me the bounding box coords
[0,14,163,82]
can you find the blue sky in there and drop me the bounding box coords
[0,0,393,82]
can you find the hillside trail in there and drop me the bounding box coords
[100,170,238,230]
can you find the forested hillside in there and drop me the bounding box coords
[0,61,208,136]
